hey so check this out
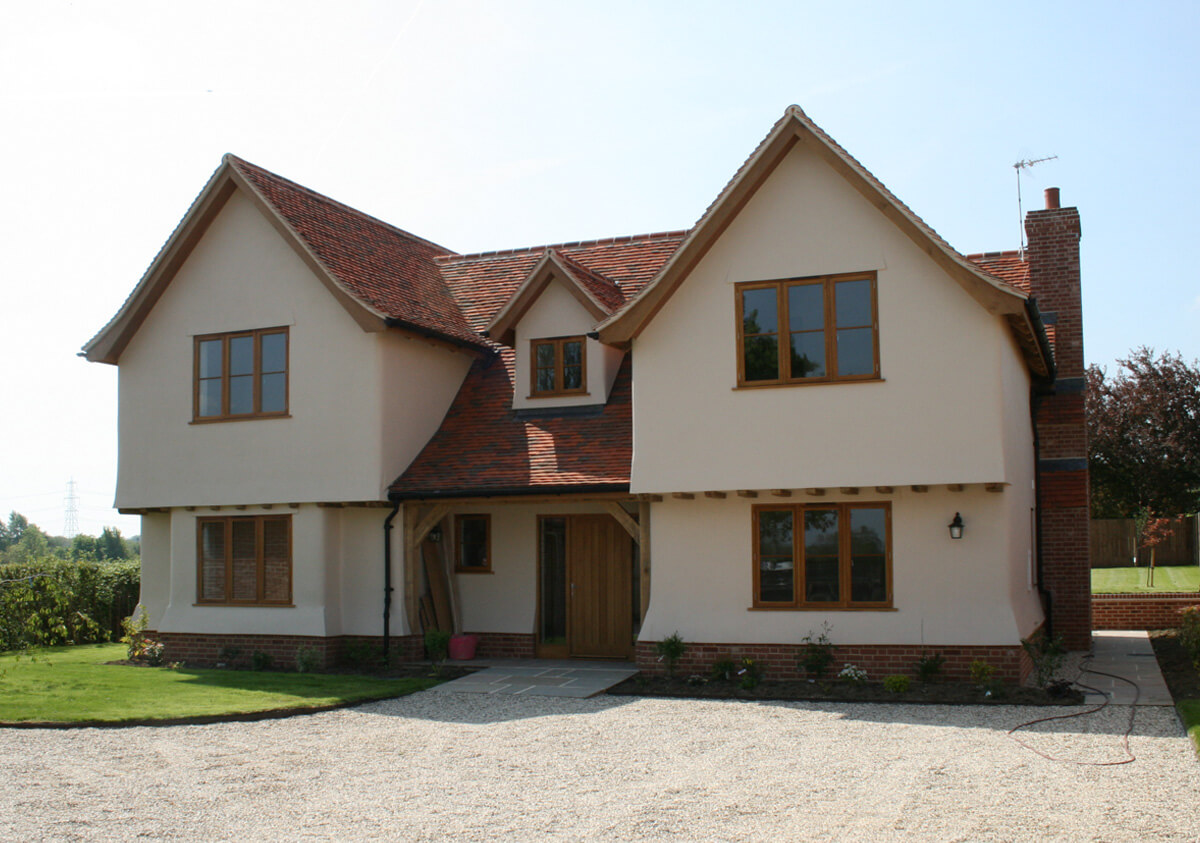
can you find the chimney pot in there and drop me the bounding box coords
[1044,187,1061,210]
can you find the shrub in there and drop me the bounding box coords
[1021,632,1066,688]
[970,659,1001,696]
[838,663,868,685]
[251,651,273,671]
[737,657,762,690]
[1180,606,1200,668]
[799,623,835,678]
[655,631,687,678]
[914,651,945,683]
[218,645,243,667]
[294,645,321,674]
[342,639,383,671]
[0,558,139,651]
[120,608,151,661]
[710,657,738,683]
[883,674,911,693]
[424,629,451,674]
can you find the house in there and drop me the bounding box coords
[83,106,1090,681]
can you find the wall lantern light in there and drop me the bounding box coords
[428,524,443,543]
[948,513,964,540]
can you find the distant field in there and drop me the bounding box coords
[1091,566,1200,594]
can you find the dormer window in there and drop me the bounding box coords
[531,336,587,397]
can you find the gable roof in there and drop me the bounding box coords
[389,349,633,499]
[83,155,487,364]
[595,106,1051,379]
[484,248,625,345]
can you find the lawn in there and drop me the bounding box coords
[0,643,439,725]
[1091,565,1200,594]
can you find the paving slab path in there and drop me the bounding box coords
[2,690,1197,841]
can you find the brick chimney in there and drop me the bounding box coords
[1026,188,1090,650]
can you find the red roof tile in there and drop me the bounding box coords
[967,251,1031,293]
[228,156,489,349]
[389,349,633,497]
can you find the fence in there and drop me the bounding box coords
[1089,515,1198,568]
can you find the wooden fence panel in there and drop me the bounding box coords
[1089,516,1197,568]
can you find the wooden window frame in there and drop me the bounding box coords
[735,272,880,387]
[529,335,588,398]
[196,514,293,606]
[751,502,892,609]
[192,327,290,422]
[454,514,492,573]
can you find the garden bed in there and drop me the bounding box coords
[607,675,1082,706]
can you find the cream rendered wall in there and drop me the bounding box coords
[631,141,1016,492]
[639,489,1038,646]
[154,505,331,635]
[335,506,394,637]
[115,189,470,508]
[512,280,623,410]
[137,513,171,630]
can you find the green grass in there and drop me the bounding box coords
[1178,700,1200,758]
[0,643,439,724]
[1091,565,1200,594]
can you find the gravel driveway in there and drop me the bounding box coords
[2,692,1197,841]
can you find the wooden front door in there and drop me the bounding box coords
[538,514,633,659]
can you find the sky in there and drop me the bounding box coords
[1,0,1197,538]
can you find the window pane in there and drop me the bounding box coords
[198,378,223,417]
[789,332,826,378]
[540,518,567,644]
[459,517,488,568]
[260,372,286,413]
[836,328,875,376]
[758,510,794,603]
[787,284,824,331]
[743,335,779,381]
[535,343,555,368]
[263,519,290,602]
[260,332,286,373]
[835,279,873,327]
[231,520,257,601]
[536,368,556,392]
[198,339,223,379]
[742,288,778,334]
[850,508,887,603]
[804,509,839,603]
[229,374,254,414]
[199,522,226,600]
[229,335,254,376]
[563,340,582,367]
[563,365,583,390]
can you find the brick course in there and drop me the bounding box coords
[1091,593,1200,631]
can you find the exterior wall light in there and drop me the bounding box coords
[948,513,964,540]
[428,524,443,543]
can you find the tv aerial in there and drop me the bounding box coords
[1014,155,1058,257]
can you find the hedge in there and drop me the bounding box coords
[0,558,140,651]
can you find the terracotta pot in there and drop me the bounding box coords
[448,634,478,661]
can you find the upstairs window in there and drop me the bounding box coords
[194,327,289,421]
[737,272,878,386]
[530,336,587,397]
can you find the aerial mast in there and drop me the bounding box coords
[1014,155,1058,258]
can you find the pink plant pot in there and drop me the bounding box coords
[448,634,479,661]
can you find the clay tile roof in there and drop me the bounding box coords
[437,231,686,333]
[966,251,1031,293]
[389,349,633,498]
[227,155,488,349]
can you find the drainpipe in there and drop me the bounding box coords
[383,500,401,663]
[1031,387,1054,638]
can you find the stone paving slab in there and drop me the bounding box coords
[430,661,637,698]
[1081,631,1173,706]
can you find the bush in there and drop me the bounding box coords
[0,558,139,651]
[838,663,868,685]
[251,651,273,671]
[799,623,835,678]
[424,629,451,674]
[1180,606,1200,668]
[914,651,945,683]
[737,657,762,690]
[342,639,383,671]
[970,659,1001,696]
[883,674,911,693]
[294,646,320,674]
[655,631,687,678]
[1021,632,1066,688]
[710,657,738,683]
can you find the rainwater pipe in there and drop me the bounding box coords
[382,500,401,663]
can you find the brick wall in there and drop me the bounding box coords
[1092,593,1200,631]
[153,632,425,668]
[1027,197,1091,650]
[465,632,536,659]
[635,640,1029,684]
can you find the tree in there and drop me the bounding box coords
[1086,347,1200,519]
[97,527,129,561]
[0,512,29,552]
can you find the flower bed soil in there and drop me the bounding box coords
[607,675,1083,706]
[1148,630,1200,702]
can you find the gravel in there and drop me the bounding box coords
[2,692,1197,842]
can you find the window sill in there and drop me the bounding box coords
[733,377,884,391]
[526,392,591,400]
[748,605,897,612]
[190,414,292,425]
[193,602,296,608]
[455,568,494,575]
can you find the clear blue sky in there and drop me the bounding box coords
[2,0,1196,537]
